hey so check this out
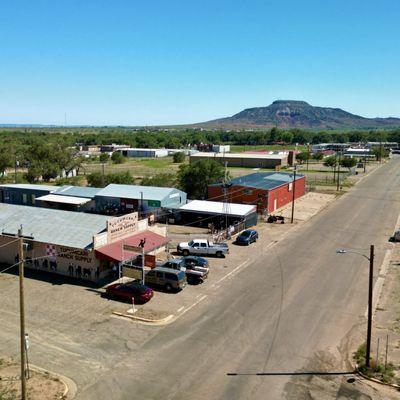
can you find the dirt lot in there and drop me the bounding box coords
[371,242,400,385]
[0,357,65,400]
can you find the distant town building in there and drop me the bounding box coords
[190,152,288,169]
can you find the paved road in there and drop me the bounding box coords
[76,158,400,400]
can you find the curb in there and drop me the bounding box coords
[112,311,174,325]
[29,364,77,399]
[355,364,400,390]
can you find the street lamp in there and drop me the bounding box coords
[336,245,374,369]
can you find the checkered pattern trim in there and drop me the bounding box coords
[46,244,57,258]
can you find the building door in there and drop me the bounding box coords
[273,198,277,211]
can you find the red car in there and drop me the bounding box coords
[106,282,153,304]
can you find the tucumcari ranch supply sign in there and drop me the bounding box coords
[107,212,138,243]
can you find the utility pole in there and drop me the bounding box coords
[14,155,18,184]
[336,151,341,192]
[101,163,105,187]
[366,244,374,369]
[290,166,297,224]
[18,226,27,400]
[364,151,366,173]
[306,143,310,171]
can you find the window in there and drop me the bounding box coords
[22,193,27,204]
[156,271,163,278]
[193,242,200,248]
[288,183,293,191]
[200,243,207,248]
[165,273,178,281]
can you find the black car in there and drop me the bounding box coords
[236,229,258,245]
[181,256,209,268]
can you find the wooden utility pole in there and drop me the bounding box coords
[18,226,27,400]
[366,244,374,369]
[290,167,297,224]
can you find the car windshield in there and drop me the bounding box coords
[188,240,194,246]
[241,231,252,237]
[126,283,147,294]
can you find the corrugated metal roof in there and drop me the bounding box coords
[0,184,57,192]
[180,200,256,217]
[221,172,304,190]
[95,184,179,201]
[0,204,109,249]
[35,194,91,205]
[54,185,102,198]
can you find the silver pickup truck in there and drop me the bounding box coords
[177,239,229,258]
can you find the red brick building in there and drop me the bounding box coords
[208,172,306,214]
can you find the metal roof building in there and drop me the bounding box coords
[95,184,186,214]
[0,203,109,249]
[208,172,306,214]
[227,172,304,190]
[189,152,288,168]
[180,200,256,218]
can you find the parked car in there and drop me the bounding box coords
[105,282,153,304]
[181,255,209,268]
[159,259,209,284]
[177,239,229,257]
[236,229,259,245]
[145,266,187,292]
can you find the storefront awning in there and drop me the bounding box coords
[35,194,91,205]
[94,230,170,263]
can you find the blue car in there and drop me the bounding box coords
[236,229,258,245]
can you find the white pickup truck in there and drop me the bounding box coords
[177,239,229,258]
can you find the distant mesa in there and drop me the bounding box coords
[195,100,400,130]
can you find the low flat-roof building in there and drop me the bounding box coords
[189,152,288,169]
[0,205,169,282]
[178,200,257,229]
[120,148,169,158]
[208,172,306,214]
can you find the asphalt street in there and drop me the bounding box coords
[76,157,400,399]
[0,158,399,400]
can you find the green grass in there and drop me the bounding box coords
[135,157,176,168]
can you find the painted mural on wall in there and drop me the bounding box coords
[24,242,102,281]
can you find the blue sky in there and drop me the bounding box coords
[0,0,399,125]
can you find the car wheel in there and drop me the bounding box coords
[216,251,223,258]
[165,283,172,292]
[183,250,189,256]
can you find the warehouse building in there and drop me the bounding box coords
[0,205,169,282]
[208,172,306,214]
[120,148,169,158]
[189,152,288,168]
[95,184,187,215]
[0,184,56,207]
[0,184,101,212]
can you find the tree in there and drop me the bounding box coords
[178,159,225,199]
[0,147,13,176]
[173,152,185,163]
[99,153,110,163]
[372,147,389,161]
[296,151,310,164]
[340,156,357,170]
[111,152,125,164]
[313,152,324,161]
[281,131,294,144]
[87,171,134,187]
[323,155,337,169]
[141,173,177,187]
